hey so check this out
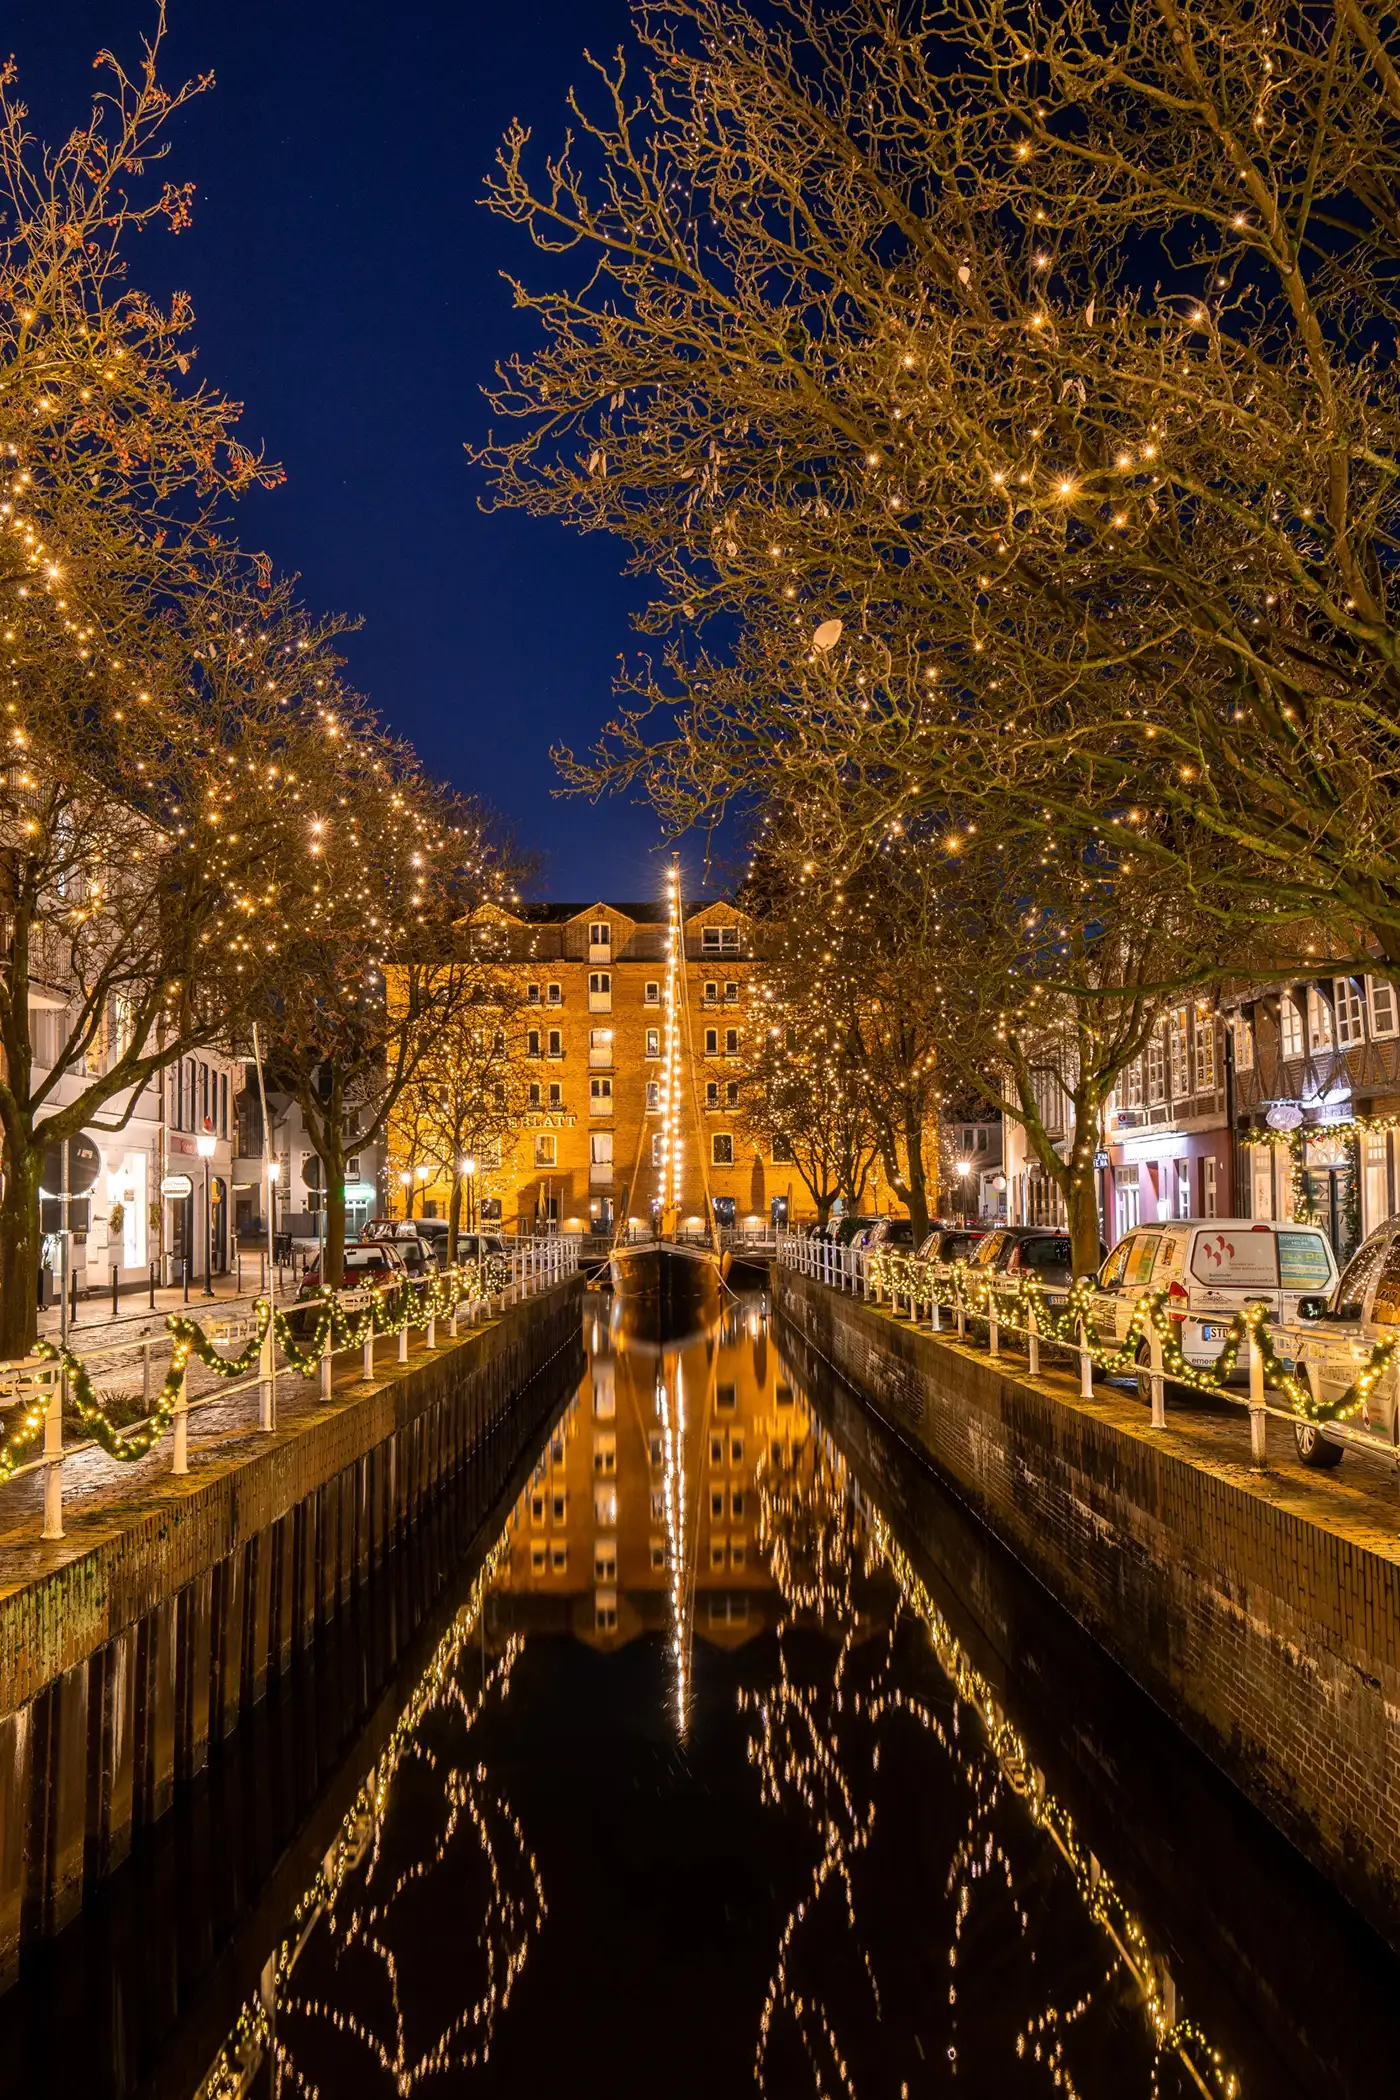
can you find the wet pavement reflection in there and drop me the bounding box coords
[13,1291,1400,2098]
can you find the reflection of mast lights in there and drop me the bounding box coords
[657,1363,691,1736]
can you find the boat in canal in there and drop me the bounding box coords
[609,855,729,1316]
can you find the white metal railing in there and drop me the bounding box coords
[0,1238,579,1543]
[775,1231,1400,1474]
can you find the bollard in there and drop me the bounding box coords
[931,1296,942,1334]
[41,1368,64,1541]
[111,1266,119,1318]
[320,1317,332,1401]
[1027,1302,1040,1378]
[259,1311,277,1432]
[1248,1323,1267,1465]
[363,1321,375,1381]
[172,1354,189,1475]
[988,1306,1000,1359]
[1148,1323,1166,1429]
[1078,1321,1093,1399]
[956,1300,966,1339]
[426,1310,436,1350]
[399,1314,409,1365]
[149,1261,157,1311]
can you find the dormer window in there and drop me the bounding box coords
[589,921,610,948]
[701,924,739,953]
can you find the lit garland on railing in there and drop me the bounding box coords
[3,1254,522,1478]
[859,1250,1393,1426]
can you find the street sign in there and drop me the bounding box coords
[1266,1103,1304,1132]
[1094,1150,1110,1170]
[41,1132,101,1196]
[161,1173,194,1200]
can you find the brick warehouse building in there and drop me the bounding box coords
[435,896,794,1237]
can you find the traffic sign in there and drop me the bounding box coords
[41,1132,101,1196]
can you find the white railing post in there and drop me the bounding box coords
[399,1294,410,1363]
[142,1338,152,1410]
[172,1352,189,1475]
[363,1313,375,1381]
[1027,1300,1040,1378]
[955,1294,966,1339]
[41,1367,64,1541]
[449,1269,460,1339]
[320,1303,333,1400]
[1148,1321,1166,1429]
[1248,1321,1267,1465]
[931,1293,942,1333]
[260,1308,277,1431]
[1078,1320,1093,1399]
[426,1297,436,1349]
[988,1298,1000,1358]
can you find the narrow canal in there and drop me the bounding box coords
[5,1291,1399,2097]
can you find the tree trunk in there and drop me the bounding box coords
[1066,1163,1104,1280]
[0,1137,42,1359]
[899,1095,931,1240]
[448,1173,464,1265]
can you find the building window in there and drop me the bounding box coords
[547,1082,562,1108]
[724,981,739,1002]
[551,1543,567,1572]
[1369,976,1399,1040]
[1193,1010,1217,1094]
[528,1082,541,1107]
[1168,1010,1189,1100]
[589,921,610,949]
[651,1133,665,1165]
[771,1134,794,1164]
[1122,1059,1143,1110]
[547,982,562,1005]
[701,925,739,953]
[1335,977,1365,1049]
[1280,993,1305,1059]
[1175,1157,1191,1218]
[589,1028,612,1063]
[591,1132,613,1167]
[704,1028,718,1055]
[1203,1156,1218,1217]
[705,1081,719,1108]
[590,1077,613,1109]
[704,980,719,1003]
[1305,984,1334,1053]
[645,1028,660,1058]
[1232,1016,1255,1072]
[725,1028,739,1055]
[527,982,540,1004]
[1147,1029,1165,1104]
[547,1029,563,1058]
[526,1029,541,1059]
[646,1081,661,1111]
[644,981,660,1004]
[726,1080,740,1107]
[534,1135,557,1167]
[712,1133,734,1165]
[588,972,611,1010]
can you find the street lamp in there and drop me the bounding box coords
[196,1124,216,1298]
[955,1155,972,1226]
[460,1156,477,1236]
[266,1160,281,1301]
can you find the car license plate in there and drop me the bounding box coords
[1201,1324,1229,1341]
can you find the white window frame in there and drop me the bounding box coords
[1280,993,1305,1059]
[1369,975,1398,1041]
[644,981,660,1005]
[1335,976,1366,1049]
[1305,984,1334,1053]
[1193,1009,1217,1094]
[701,924,740,953]
[534,1135,557,1168]
[712,1132,734,1165]
[704,1027,719,1056]
[1232,1015,1255,1072]
[645,1028,660,1058]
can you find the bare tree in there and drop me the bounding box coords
[393,980,529,1258]
[478,0,1400,978]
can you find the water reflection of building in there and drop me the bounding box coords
[491,1296,811,1656]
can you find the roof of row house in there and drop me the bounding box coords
[501,897,745,926]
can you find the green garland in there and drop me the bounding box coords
[865,1250,1390,1427]
[6,1256,521,1477]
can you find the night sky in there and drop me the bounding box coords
[11,0,701,902]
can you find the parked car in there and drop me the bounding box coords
[296,1239,409,1300]
[860,1217,917,1254]
[915,1225,989,1265]
[1089,1218,1338,1405]
[830,1215,878,1248]
[1274,1218,1400,1467]
[968,1226,1084,1315]
[360,1218,435,1276]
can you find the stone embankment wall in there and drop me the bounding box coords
[0,1279,583,1980]
[775,1267,1400,1949]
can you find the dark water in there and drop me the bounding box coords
[6,1293,1400,2098]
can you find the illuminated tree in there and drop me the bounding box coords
[743,972,878,1226]
[391,981,529,1257]
[480,0,1400,977]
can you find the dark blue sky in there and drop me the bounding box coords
[12,0,706,901]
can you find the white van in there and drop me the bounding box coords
[1274,1218,1400,1467]
[1089,1218,1338,1394]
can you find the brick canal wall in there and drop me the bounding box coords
[775,1266,1400,1949]
[0,1278,584,1980]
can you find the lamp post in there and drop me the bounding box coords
[955,1156,972,1227]
[196,1124,217,1298]
[267,1159,281,1301]
[460,1156,477,1237]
